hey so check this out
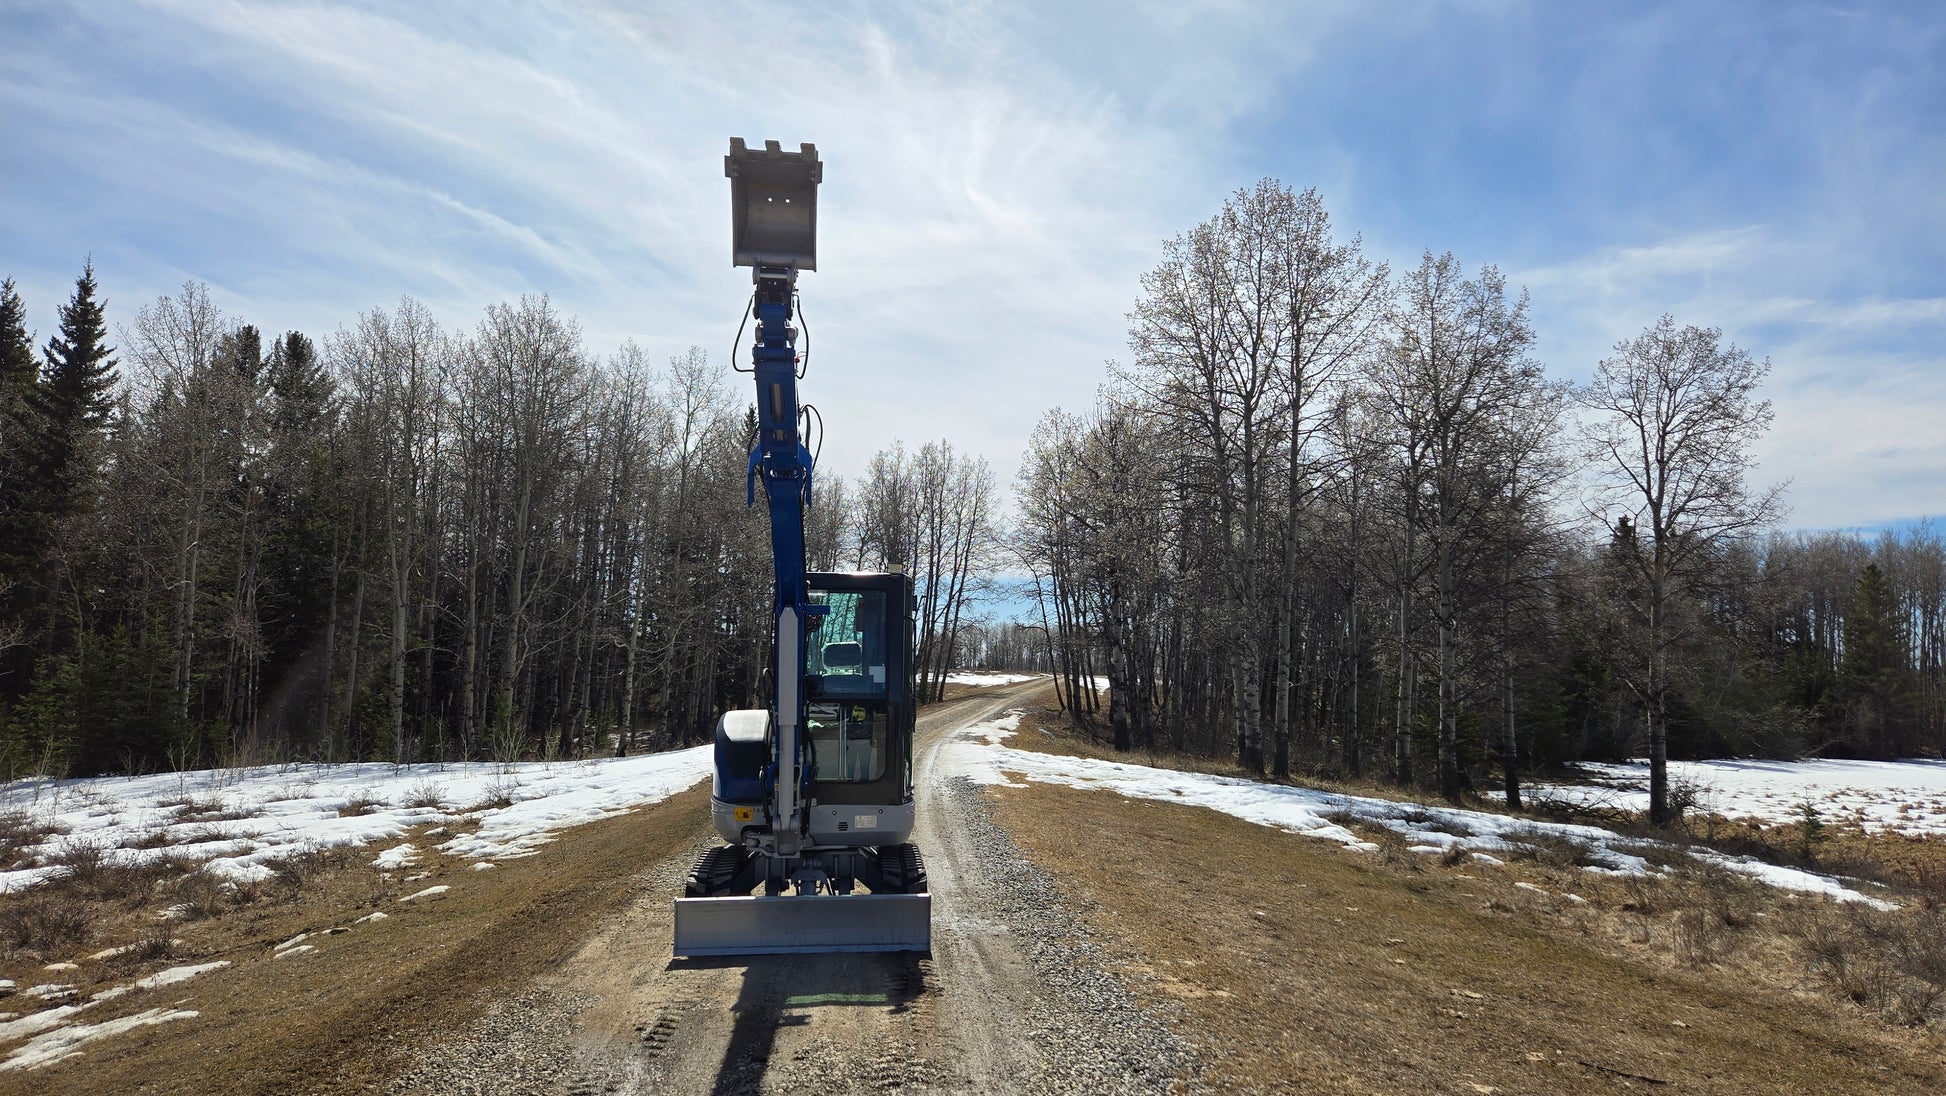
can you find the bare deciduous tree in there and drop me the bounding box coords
[1579,315,1785,823]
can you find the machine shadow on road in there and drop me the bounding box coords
[666,952,932,1095]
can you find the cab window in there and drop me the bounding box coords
[808,590,887,698]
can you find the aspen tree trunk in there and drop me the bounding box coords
[1437,526,1461,803]
[418,518,439,749]
[344,534,367,759]
[389,540,409,763]
[1502,659,1521,810]
[175,468,207,724]
[1395,586,1415,785]
[1273,528,1293,777]
[1648,559,1670,824]
[319,525,341,751]
[1344,599,1361,775]
[618,532,650,757]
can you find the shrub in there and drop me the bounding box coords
[0,890,95,956]
[402,778,447,810]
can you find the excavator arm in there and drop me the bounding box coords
[672,140,930,956]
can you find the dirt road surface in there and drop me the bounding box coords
[391,682,1190,1095]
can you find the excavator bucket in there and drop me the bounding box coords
[673,893,930,957]
[725,138,822,271]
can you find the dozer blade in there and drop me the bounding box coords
[673,893,930,957]
[725,138,821,271]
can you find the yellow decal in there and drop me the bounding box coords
[733,806,754,822]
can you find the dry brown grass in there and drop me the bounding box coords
[1785,898,1946,1026]
[467,777,518,812]
[990,694,1946,1086]
[990,779,1946,1094]
[0,889,97,956]
[159,794,256,824]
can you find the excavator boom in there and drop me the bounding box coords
[671,139,930,958]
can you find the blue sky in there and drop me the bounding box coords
[3,0,1941,530]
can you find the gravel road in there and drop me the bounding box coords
[389,685,1199,1094]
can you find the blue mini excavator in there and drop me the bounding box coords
[671,140,931,956]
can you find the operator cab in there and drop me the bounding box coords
[710,570,916,850]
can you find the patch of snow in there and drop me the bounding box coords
[943,672,1044,687]
[0,747,715,894]
[0,867,60,894]
[86,943,152,962]
[947,711,1898,908]
[0,1006,199,1073]
[200,857,276,884]
[274,933,308,951]
[89,961,228,1002]
[471,861,496,871]
[39,963,75,973]
[944,712,1025,784]
[1470,853,1505,865]
[1531,758,1946,838]
[140,961,227,988]
[21,985,74,1000]
[0,1004,86,1043]
[354,911,388,924]
[399,885,449,903]
[371,843,417,870]
[273,945,315,959]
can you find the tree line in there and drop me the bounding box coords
[0,269,998,777]
[1015,181,1944,822]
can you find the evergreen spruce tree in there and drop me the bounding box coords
[0,278,40,659]
[266,331,332,435]
[1840,561,1910,755]
[29,260,119,518]
[0,277,39,543]
[0,278,35,420]
[259,330,342,741]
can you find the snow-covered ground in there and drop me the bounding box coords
[943,671,1045,687]
[1530,758,1946,836]
[0,961,228,1071]
[0,747,714,894]
[942,710,1902,908]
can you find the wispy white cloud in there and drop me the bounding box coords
[16,0,1339,485]
[1516,222,1946,529]
[3,0,1939,532]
